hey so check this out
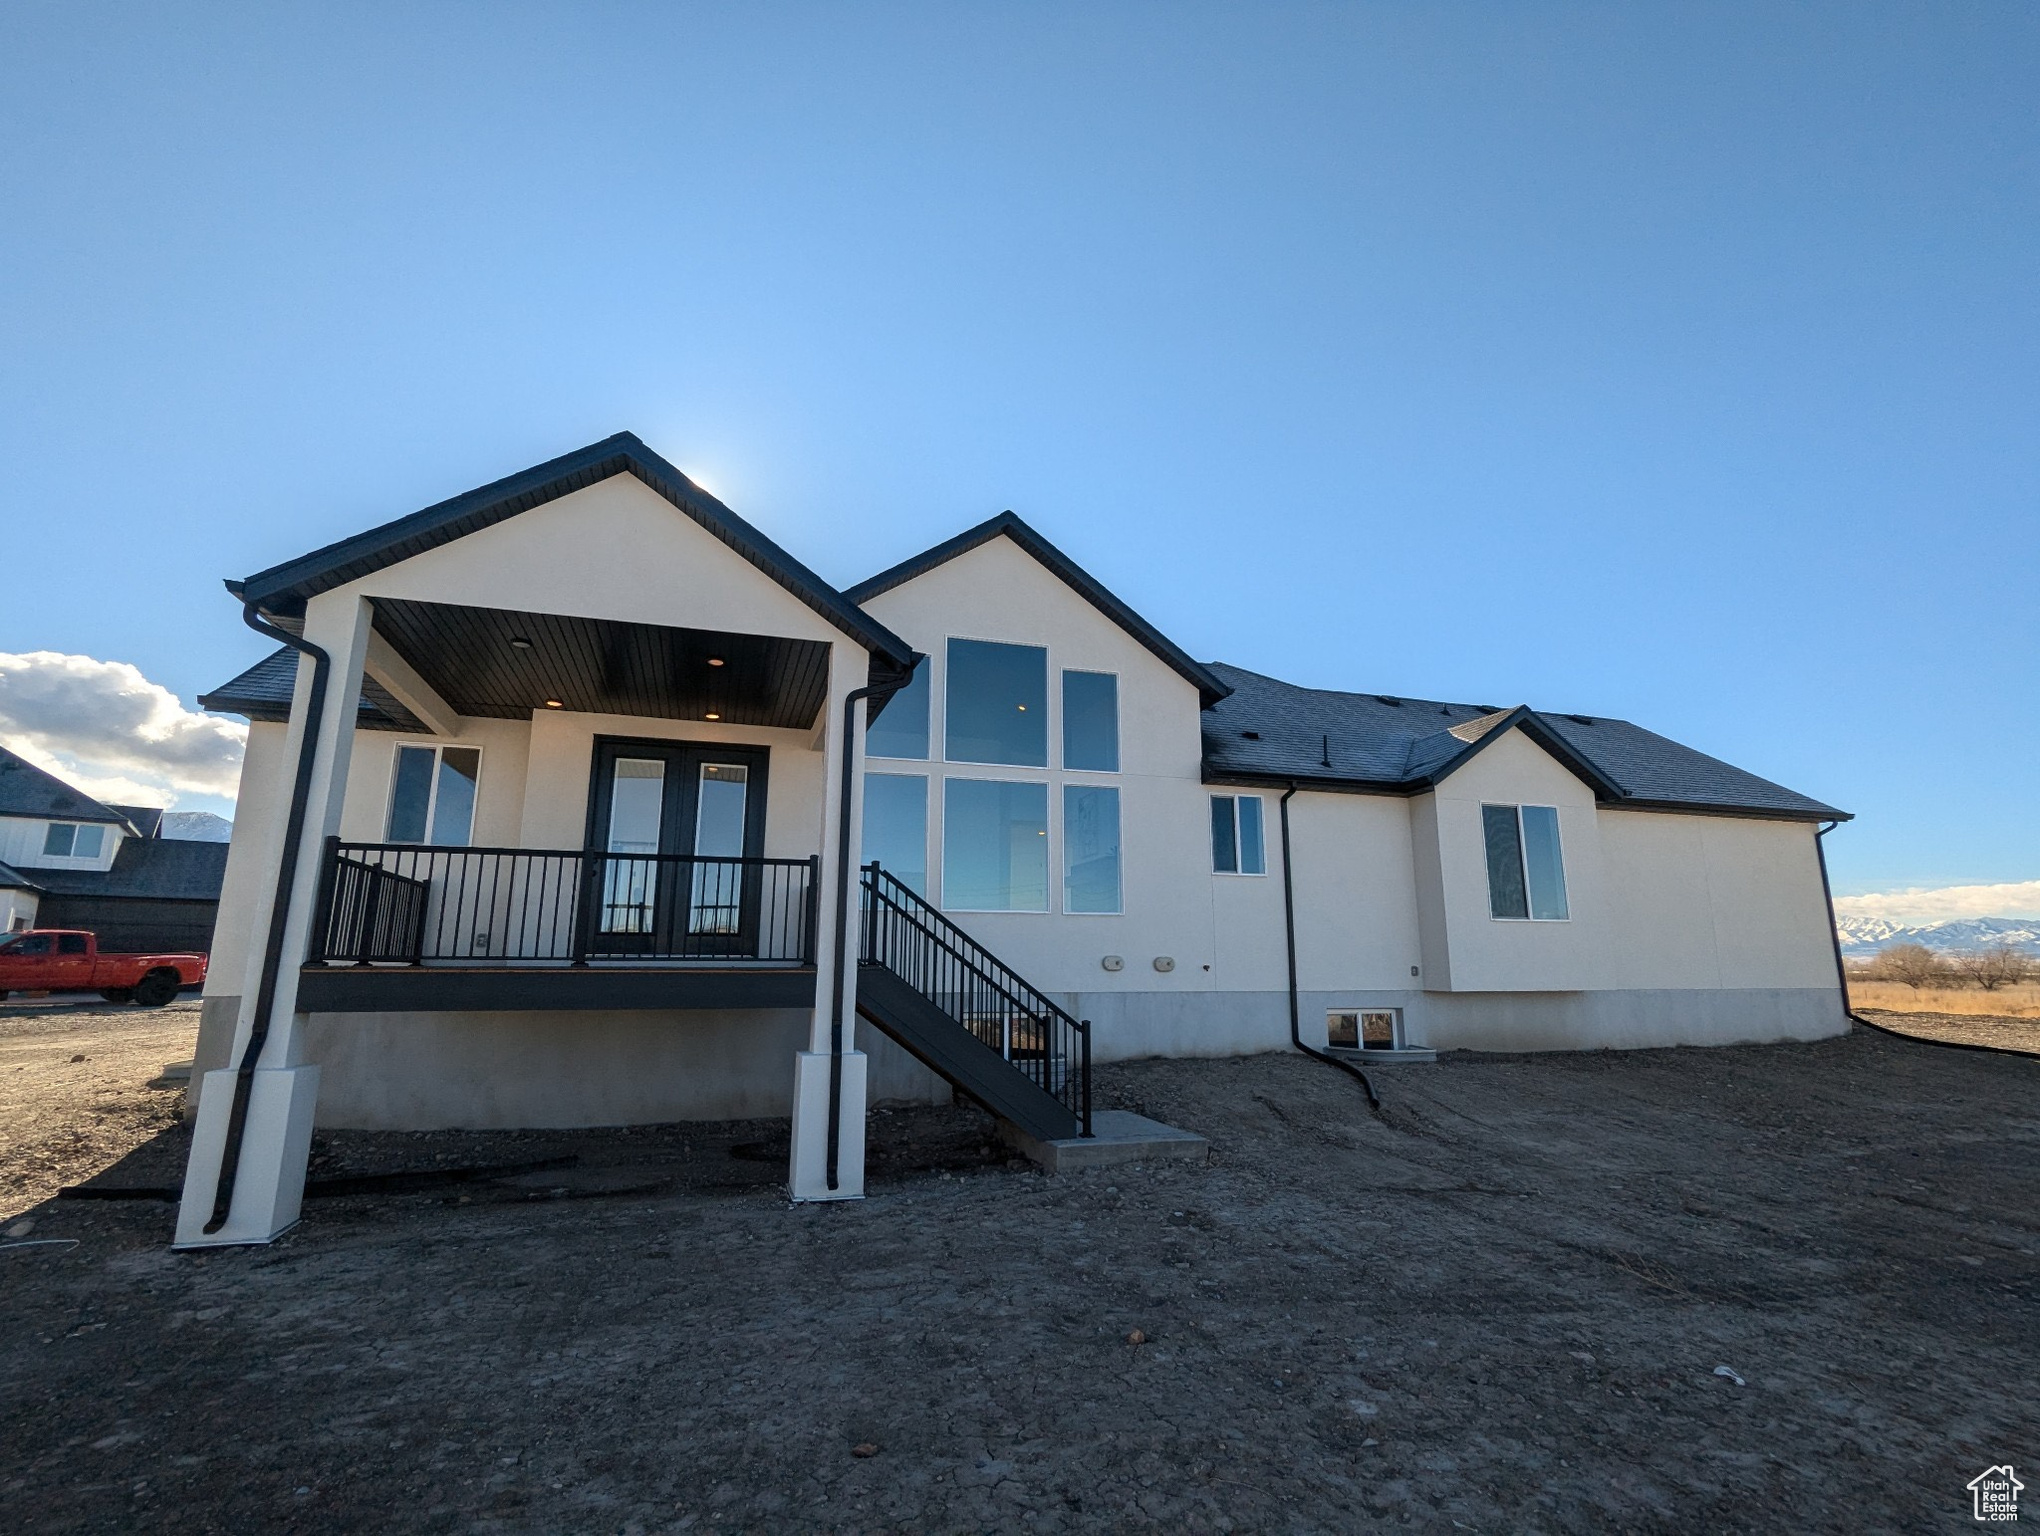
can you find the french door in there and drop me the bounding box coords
[585,739,769,958]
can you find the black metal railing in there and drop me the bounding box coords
[860,863,1091,1136]
[310,839,819,967]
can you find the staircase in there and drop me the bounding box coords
[857,865,1092,1142]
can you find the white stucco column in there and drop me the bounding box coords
[789,644,870,1201]
[176,592,374,1247]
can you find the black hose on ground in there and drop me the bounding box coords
[1279,784,1381,1112]
[204,601,332,1234]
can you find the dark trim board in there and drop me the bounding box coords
[297,965,817,1013]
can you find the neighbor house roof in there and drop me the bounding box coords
[0,859,41,892]
[0,746,133,827]
[199,646,428,732]
[1199,663,1848,822]
[230,431,916,670]
[23,837,229,901]
[108,805,164,840]
[845,512,1233,709]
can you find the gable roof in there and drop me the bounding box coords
[0,859,41,892]
[844,511,1232,708]
[0,746,133,827]
[1199,663,1848,822]
[198,646,427,732]
[230,431,914,669]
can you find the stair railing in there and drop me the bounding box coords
[860,863,1091,1136]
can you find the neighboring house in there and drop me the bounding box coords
[177,432,1851,1247]
[0,746,229,950]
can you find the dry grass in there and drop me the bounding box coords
[1847,979,2040,1017]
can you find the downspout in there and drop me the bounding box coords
[1279,784,1381,1112]
[205,601,332,1233]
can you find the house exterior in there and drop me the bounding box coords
[178,431,1851,1248]
[0,747,228,950]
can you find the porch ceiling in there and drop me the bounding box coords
[372,598,833,729]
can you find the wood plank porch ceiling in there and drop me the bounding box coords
[372,598,833,729]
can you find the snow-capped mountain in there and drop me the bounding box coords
[160,810,233,842]
[1834,915,2040,958]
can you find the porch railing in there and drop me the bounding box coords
[860,864,1092,1135]
[310,839,819,966]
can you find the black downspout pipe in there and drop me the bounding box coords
[1278,784,1381,1112]
[204,601,333,1233]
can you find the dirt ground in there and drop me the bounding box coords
[1856,1006,2040,1055]
[2,1005,2036,1534]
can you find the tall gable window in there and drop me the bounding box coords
[943,778,1048,911]
[945,640,1046,766]
[1210,794,1265,875]
[862,773,929,896]
[386,744,481,846]
[866,664,930,760]
[1482,804,1568,920]
[41,823,106,859]
[1061,671,1119,771]
[1063,784,1121,913]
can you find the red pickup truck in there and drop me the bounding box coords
[0,930,207,1006]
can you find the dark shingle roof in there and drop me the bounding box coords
[232,431,915,671]
[199,647,427,732]
[0,746,130,825]
[24,837,229,901]
[0,859,41,892]
[107,805,164,840]
[847,512,1232,708]
[1200,663,1848,822]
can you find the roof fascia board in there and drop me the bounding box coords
[845,512,1232,708]
[1199,769,1844,822]
[232,433,915,668]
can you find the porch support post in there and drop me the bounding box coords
[789,643,868,1201]
[176,592,374,1247]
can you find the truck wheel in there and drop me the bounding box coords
[100,988,134,1004]
[133,971,179,1007]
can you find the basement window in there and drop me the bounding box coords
[1328,1008,1401,1050]
[1210,794,1266,875]
[1482,804,1568,920]
[41,822,106,859]
[386,744,482,846]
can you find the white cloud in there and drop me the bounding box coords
[0,651,246,810]
[1832,880,2040,925]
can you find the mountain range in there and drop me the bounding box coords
[1834,915,2040,958]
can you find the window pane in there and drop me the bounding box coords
[42,823,75,856]
[1238,796,1266,874]
[862,773,929,896]
[1327,1011,1359,1048]
[1063,784,1122,913]
[1482,804,1529,919]
[866,662,930,760]
[1061,671,1119,772]
[1210,796,1238,873]
[386,747,435,843]
[607,758,666,853]
[942,778,1048,911]
[73,824,105,859]
[694,765,749,857]
[429,747,481,846]
[1521,805,1569,920]
[945,639,1047,766]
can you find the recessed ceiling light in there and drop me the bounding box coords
[544,699,563,709]
[510,637,533,650]
[707,657,725,667]
[705,713,721,720]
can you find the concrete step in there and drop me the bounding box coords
[999,1110,1209,1174]
[1326,1045,1437,1064]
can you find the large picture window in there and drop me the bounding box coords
[1063,784,1122,913]
[862,773,929,896]
[1210,794,1266,875]
[386,744,481,846]
[1061,671,1119,772]
[1482,803,1568,920]
[866,664,930,759]
[942,778,1048,911]
[945,639,1047,766]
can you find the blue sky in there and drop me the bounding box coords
[1,2,2033,901]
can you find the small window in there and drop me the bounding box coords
[867,664,930,760]
[1063,784,1121,913]
[1328,1008,1402,1050]
[862,773,929,896]
[42,823,76,857]
[943,778,1049,911]
[1210,794,1266,875]
[1482,803,1568,920]
[385,744,482,846]
[945,639,1047,766]
[1061,671,1119,772]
